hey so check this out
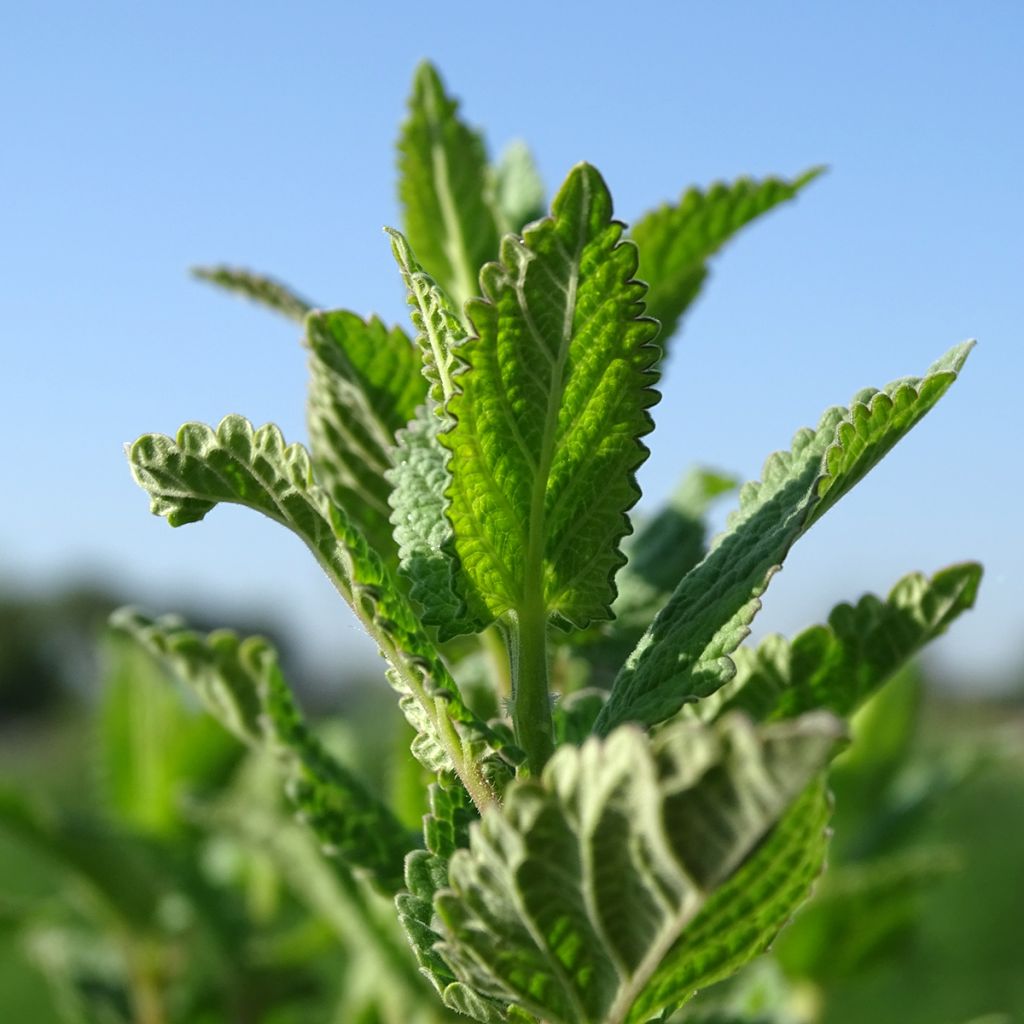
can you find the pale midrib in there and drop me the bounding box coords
[427,117,476,313]
[522,189,588,604]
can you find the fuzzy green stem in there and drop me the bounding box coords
[510,600,555,775]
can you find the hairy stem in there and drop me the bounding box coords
[510,599,554,775]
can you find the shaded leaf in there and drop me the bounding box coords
[434,714,840,1024]
[305,309,425,561]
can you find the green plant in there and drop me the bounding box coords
[117,62,981,1024]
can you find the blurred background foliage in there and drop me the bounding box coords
[1,585,1022,1024]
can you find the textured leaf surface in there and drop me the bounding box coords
[576,468,738,683]
[192,265,315,322]
[127,415,517,805]
[398,780,516,1023]
[627,782,830,1023]
[387,227,468,405]
[631,169,822,346]
[443,162,661,628]
[385,230,482,635]
[306,309,425,560]
[390,408,481,637]
[397,61,500,311]
[433,714,840,1024]
[596,342,972,734]
[693,563,981,725]
[111,608,415,893]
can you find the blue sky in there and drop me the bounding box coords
[2,2,1021,688]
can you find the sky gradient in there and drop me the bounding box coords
[2,2,1021,689]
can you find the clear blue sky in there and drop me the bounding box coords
[2,2,1021,689]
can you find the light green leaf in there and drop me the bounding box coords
[127,415,517,808]
[631,169,823,346]
[192,265,315,322]
[305,309,426,561]
[433,713,841,1024]
[111,608,415,893]
[389,407,482,638]
[596,342,973,735]
[397,61,500,311]
[386,227,467,406]
[693,563,981,725]
[442,162,661,629]
[490,140,546,236]
[97,634,237,837]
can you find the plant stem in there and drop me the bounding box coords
[510,599,554,775]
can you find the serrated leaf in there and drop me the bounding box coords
[192,265,315,322]
[596,343,973,735]
[693,563,981,725]
[127,415,517,807]
[386,227,467,405]
[397,779,515,1023]
[432,713,841,1024]
[442,162,661,630]
[111,608,414,893]
[389,408,477,636]
[490,141,546,236]
[631,169,823,347]
[305,309,426,561]
[397,61,500,311]
[576,468,738,683]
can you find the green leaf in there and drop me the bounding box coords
[490,141,546,236]
[773,845,961,983]
[433,713,841,1024]
[596,342,973,735]
[0,786,170,933]
[442,162,661,629]
[386,226,468,406]
[397,61,500,311]
[627,782,831,1023]
[575,468,738,683]
[191,265,315,322]
[631,169,823,347]
[111,608,415,894]
[305,309,426,561]
[389,407,481,638]
[97,634,237,836]
[398,779,515,1023]
[127,415,517,808]
[694,563,981,725]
